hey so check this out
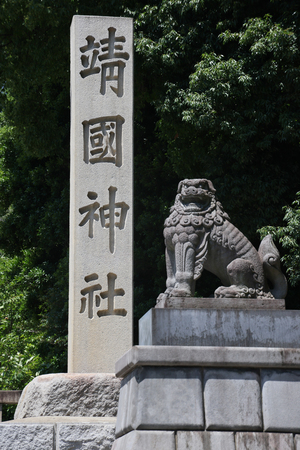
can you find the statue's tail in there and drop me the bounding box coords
[258,235,288,299]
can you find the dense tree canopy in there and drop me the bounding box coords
[0,0,299,419]
[133,0,300,307]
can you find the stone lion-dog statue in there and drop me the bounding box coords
[158,178,287,300]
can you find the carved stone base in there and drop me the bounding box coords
[112,345,300,449]
[155,296,285,310]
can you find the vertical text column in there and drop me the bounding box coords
[69,16,133,373]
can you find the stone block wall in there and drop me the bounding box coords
[113,430,300,450]
[115,366,300,436]
[0,420,116,450]
[112,345,300,449]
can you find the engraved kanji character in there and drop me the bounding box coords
[100,61,126,97]
[79,192,100,238]
[80,273,102,319]
[99,186,129,254]
[97,273,126,317]
[99,27,129,61]
[98,27,129,97]
[82,115,124,166]
[79,35,100,78]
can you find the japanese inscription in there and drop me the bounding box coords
[80,272,126,319]
[83,115,124,166]
[99,186,129,253]
[79,187,129,253]
[70,16,133,373]
[80,27,129,97]
[79,192,100,238]
[78,25,130,319]
[98,272,126,317]
[79,273,102,319]
[79,36,100,78]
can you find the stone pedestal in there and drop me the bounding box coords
[113,307,300,449]
[155,296,286,310]
[139,307,300,348]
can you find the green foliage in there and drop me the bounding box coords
[0,252,43,388]
[0,0,73,409]
[133,0,300,310]
[0,251,45,419]
[259,193,300,288]
[156,12,300,198]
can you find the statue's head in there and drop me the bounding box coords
[177,178,216,200]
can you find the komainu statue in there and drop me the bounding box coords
[158,178,287,300]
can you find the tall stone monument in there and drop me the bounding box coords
[69,15,133,374]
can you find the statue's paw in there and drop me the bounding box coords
[214,285,256,298]
[156,287,176,305]
[169,288,191,297]
[214,286,236,298]
[165,287,174,295]
[156,293,165,303]
[156,287,173,303]
[156,292,169,307]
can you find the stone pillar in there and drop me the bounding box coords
[69,15,133,373]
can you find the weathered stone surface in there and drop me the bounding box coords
[115,369,135,436]
[262,369,300,432]
[112,430,175,450]
[235,432,294,449]
[15,373,120,419]
[56,423,115,450]
[155,297,285,309]
[115,345,300,378]
[69,15,134,374]
[157,178,287,301]
[204,369,262,430]
[294,434,300,449]
[139,308,300,348]
[0,424,54,450]
[115,366,204,437]
[8,417,117,425]
[177,431,235,450]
